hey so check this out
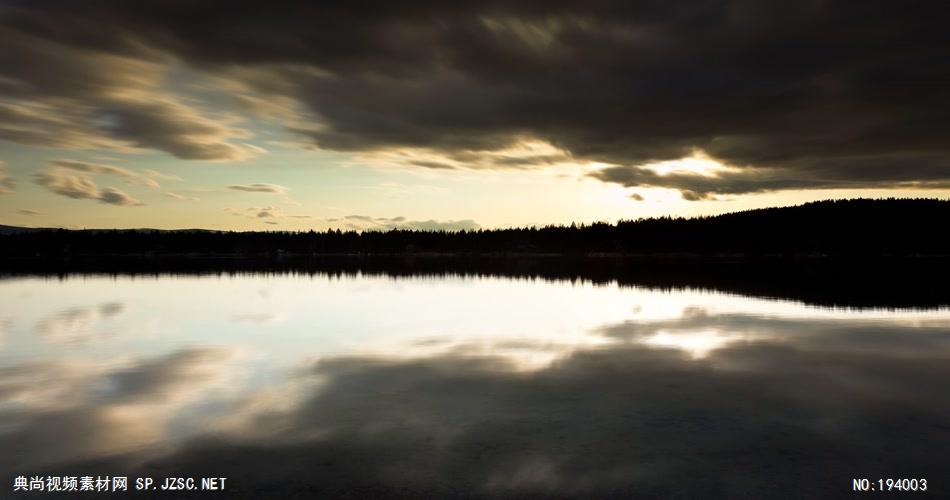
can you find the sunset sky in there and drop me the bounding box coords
[1,1,948,230]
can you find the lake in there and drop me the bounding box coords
[2,268,948,498]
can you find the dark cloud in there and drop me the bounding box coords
[47,160,162,189]
[30,159,166,205]
[376,216,407,223]
[344,215,375,222]
[99,95,263,161]
[407,159,458,170]
[2,1,949,196]
[34,168,144,206]
[33,169,99,201]
[99,188,144,206]
[17,209,41,215]
[0,22,258,160]
[389,147,576,170]
[227,183,288,194]
[590,157,950,200]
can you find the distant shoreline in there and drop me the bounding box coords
[3,199,950,258]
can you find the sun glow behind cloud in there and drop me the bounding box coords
[640,151,738,178]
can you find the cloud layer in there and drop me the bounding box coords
[0,22,259,161]
[1,1,949,197]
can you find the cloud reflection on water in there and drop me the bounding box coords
[33,301,128,345]
[0,348,238,471]
[1,276,949,497]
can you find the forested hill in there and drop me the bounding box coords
[2,198,949,257]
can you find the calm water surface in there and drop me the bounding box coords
[2,273,948,497]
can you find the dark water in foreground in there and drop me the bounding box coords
[1,266,948,498]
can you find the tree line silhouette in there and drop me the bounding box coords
[2,198,949,258]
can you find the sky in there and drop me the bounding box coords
[0,1,949,230]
